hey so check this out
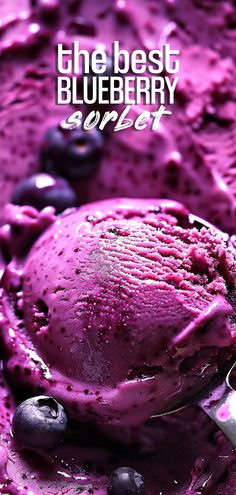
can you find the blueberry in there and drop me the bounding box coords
[12,396,68,449]
[64,128,104,180]
[41,126,104,181]
[40,127,66,174]
[11,173,77,214]
[110,467,145,495]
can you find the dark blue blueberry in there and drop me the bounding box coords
[110,467,145,495]
[41,126,104,181]
[40,127,66,175]
[11,173,77,214]
[12,396,68,449]
[64,127,104,180]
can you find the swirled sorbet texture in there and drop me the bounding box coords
[1,0,236,493]
[2,199,235,426]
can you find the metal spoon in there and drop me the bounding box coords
[200,361,236,446]
[151,214,236,444]
[152,361,236,447]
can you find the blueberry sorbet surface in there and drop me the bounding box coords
[1,0,236,495]
[0,199,236,494]
[0,0,236,233]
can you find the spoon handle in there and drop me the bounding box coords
[199,383,236,447]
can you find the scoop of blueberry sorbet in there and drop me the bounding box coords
[1,198,236,426]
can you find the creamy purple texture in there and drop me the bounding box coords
[1,0,236,494]
[0,372,236,495]
[1,0,236,233]
[1,199,236,428]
